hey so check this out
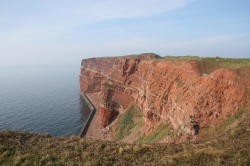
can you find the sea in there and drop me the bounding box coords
[0,66,91,137]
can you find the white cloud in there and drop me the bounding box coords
[1,0,193,28]
[0,0,193,46]
[40,0,193,24]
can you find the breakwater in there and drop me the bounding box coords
[78,93,95,137]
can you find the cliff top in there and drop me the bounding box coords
[82,53,250,75]
[103,53,162,60]
[155,56,250,74]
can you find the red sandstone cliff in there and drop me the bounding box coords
[79,54,250,141]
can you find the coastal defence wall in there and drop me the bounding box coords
[78,93,95,137]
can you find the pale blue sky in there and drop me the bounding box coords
[0,0,250,67]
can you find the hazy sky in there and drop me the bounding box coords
[0,0,250,67]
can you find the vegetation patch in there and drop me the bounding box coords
[102,82,111,88]
[154,55,200,63]
[201,57,250,74]
[153,55,250,75]
[216,108,245,133]
[105,53,161,59]
[114,103,142,141]
[137,123,170,143]
[1,118,250,166]
[176,77,184,87]
[199,107,248,140]
[106,54,139,59]
[237,65,250,76]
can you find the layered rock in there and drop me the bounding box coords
[79,54,250,141]
[97,106,119,128]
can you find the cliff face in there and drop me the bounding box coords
[79,55,250,141]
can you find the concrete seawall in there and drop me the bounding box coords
[78,93,96,137]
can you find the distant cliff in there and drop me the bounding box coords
[79,53,250,142]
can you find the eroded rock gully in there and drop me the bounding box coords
[79,55,249,142]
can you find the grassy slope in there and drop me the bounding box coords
[137,123,172,143]
[0,111,250,166]
[112,103,173,143]
[201,57,250,74]
[112,103,142,142]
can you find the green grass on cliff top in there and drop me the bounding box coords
[104,53,161,59]
[110,54,139,59]
[154,55,250,74]
[201,57,250,74]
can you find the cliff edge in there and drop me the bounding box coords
[79,53,250,143]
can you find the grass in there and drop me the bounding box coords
[215,108,245,134]
[110,54,139,59]
[237,65,250,76]
[114,103,142,141]
[0,108,250,165]
[176,77,184,87]
[154,55,200,62]
[137,123,171,143]
[104,53,162,59]
[1,121,250,166]
[199,106,248,141]
[153,55,250,75]
[102,82,111,88]
[201,57,250,74]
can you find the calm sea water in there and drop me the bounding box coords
[0,66,91,137]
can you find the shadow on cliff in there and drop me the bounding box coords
[109,110,119,125]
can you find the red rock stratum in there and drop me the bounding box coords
[79,54,250,142]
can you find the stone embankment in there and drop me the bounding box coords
[78,94,95,137]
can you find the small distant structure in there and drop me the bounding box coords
[215,56,221,61]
